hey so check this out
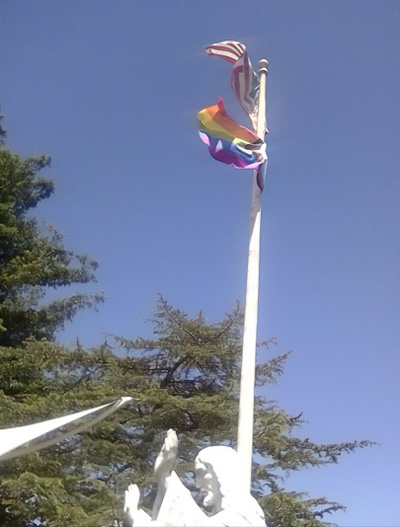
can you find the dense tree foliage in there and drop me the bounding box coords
[0,298,372,526]
[0,131,102,346]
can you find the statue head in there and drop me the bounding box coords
[194,445,242,511]
[194,446,266,526]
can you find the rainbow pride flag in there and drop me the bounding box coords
[198,98,267,172]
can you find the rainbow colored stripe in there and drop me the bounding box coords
[198,98,266,171]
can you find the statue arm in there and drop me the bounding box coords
[124,430,178,525]
[152,429,178,520]
[154,429,178,483]
[124,484,159,526]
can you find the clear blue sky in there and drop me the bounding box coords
[1,2,399,525]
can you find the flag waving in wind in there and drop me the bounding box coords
[198,98,266,171]
[206,40,261,131]
[199,40,268,191]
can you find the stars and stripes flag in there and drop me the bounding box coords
[206,40,261,131]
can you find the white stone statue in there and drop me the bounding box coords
[124,429,266,526]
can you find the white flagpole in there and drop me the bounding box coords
[237,58,269,491]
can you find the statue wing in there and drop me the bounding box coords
[0,397,132,462]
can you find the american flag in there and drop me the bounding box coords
[206,40,260,131]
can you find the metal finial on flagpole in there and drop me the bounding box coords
[259,59,269,76]
[237,58,269,491]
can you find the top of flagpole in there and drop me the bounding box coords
[256,59,269,139]
[259,59,269,74]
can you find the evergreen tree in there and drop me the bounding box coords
[0,129,102,346]
[0,115,372,527]
[0,297,373,527]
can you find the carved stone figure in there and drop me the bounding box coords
[124,429,266,526]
